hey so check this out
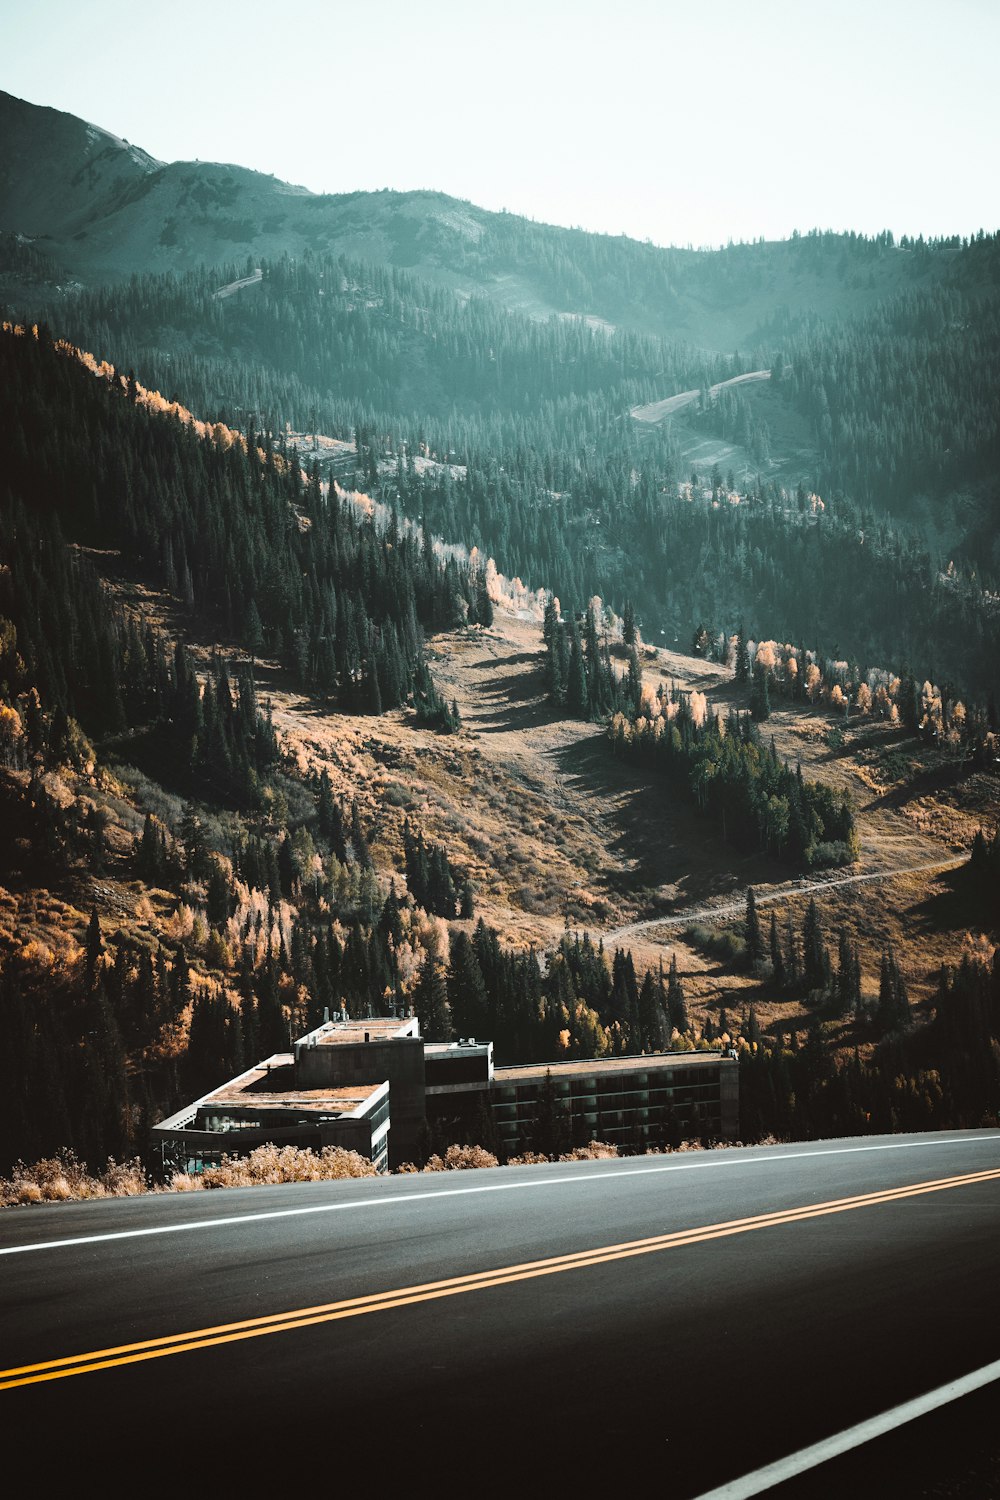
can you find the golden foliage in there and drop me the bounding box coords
[199,1143,377,1188]
[0,702,23,743]
[0,1151,148,1207]
[163,904,196,942]
[421,1144,499,1172]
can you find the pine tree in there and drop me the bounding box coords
[876,949,910,1034]
[414,951,451,1042]
[745,887,764,970]
[769,911,786,989]
[622,598,637,647]
[350,799,372,868]
[566,626,588,719]
[802,899,828,996]
[448,931,489,1041]
[85,907,103,992]
[637,970,665,1052]
[750,661,771,721]
[784,912,801,989]
[667,951,688,1034]
[610,949,640,1048]
[835,928,862,1017]
[735,624,750,683]
[532,1069,571,1158]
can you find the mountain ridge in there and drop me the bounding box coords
[0,89,972,352]
[0,80,998,1179]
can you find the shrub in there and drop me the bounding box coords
[0,1150,149,1206]
[169,1173,203,1192]
[99,1159,149,1196]
[422,1143,499,1172]
[805,840,855,870]
[200,1143,377,1188]
[878,751,910,783]
[683,923,748,966]
[558,1141,619,1161]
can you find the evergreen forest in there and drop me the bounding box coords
[1,95,999,1179]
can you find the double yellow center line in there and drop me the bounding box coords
[4,1164,999,1391]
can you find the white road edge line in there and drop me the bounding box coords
[693,1357,1000,1499]
[2,1133,999,1258]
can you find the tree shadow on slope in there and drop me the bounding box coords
[549,731,780,904]
[863,756,976,814]
[463,656,554,735]
[909,862,996,940]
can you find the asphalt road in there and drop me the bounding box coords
[3,1132,1000,1494]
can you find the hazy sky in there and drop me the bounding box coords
[2,0,997,248]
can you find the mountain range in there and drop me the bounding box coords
[0,86,998,1180]
[0,87,982,351]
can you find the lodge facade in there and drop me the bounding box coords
[152,1013,739,1173]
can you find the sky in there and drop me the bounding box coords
[2,0,997,249]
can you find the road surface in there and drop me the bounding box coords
[3,1131,1000,1492]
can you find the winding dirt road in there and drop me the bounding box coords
[601,856,966,948]
[631,368,771,425]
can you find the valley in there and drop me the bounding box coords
[3,14,1000,1494]
[213,576,982,1033]
[0,85,997,1182]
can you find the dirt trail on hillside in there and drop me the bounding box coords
[631,369,771,425]
[267,604,960,996]
[213,268,263,299]
[603,856,966,948]
[266,610,771,976]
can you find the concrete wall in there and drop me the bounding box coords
[720,1057,740,1140]
[296,1037,426,1166]
[151,1117,385,1175]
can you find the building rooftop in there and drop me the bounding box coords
[494,1052,728,1083]
[296,1016,419,1049]
[200,1058,385,1116]
[424,1039,492,1056]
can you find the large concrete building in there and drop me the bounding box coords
[154,1015,495,1173]
[492,1052,737,1156]
[151,1051,394,1175]
[152,1013,738,1174]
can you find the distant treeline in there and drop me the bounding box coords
[740,948,1000,1142]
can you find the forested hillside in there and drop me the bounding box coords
[8,236,997,708]
[5,88,998,711]
[1,91,998,1181]
[0,321,471,1166]
[2,90,977,346]
[0,323,718,1171]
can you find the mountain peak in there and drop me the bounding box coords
[0,89,161,241]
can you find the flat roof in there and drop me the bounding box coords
[424,1041,492,1056]
[201,1060,385,1116]
[301,1017,418,1047]
[494,1052,727,1084]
